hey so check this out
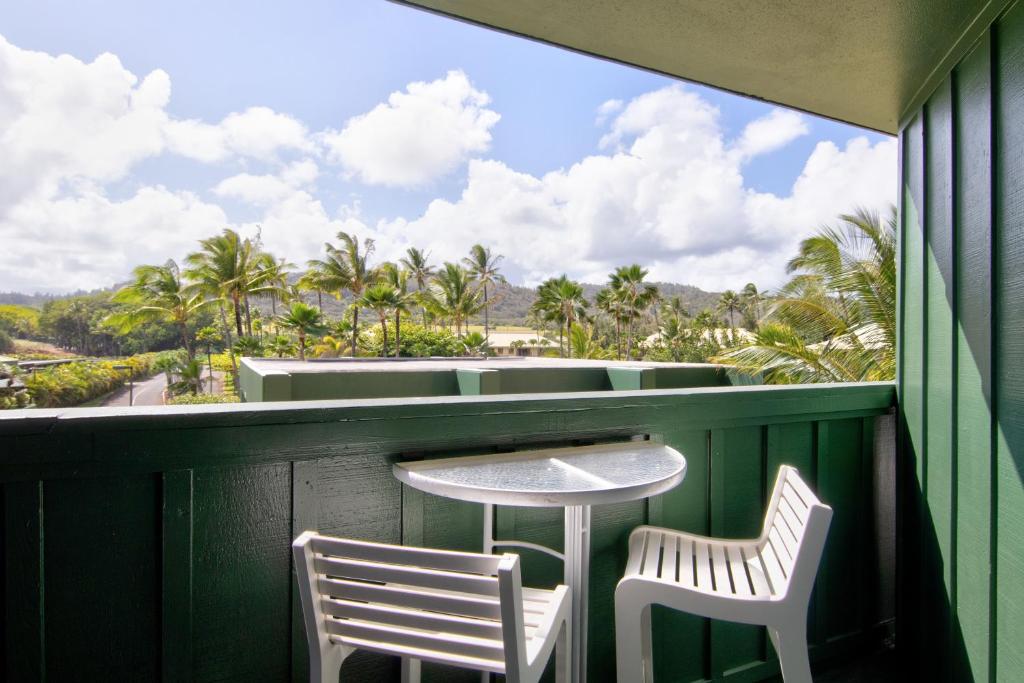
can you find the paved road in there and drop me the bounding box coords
[102,372,167,407]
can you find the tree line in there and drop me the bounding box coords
[3,204,896,385]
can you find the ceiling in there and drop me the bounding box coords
[393,0,1008,134]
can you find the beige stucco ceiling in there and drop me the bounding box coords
[393,0,1008,134]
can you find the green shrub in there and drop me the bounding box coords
[0,329,13,354]
[364,323,462,357]
[168,393,239,405]
[20,353,159,408]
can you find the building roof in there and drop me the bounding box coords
[394,0,1009,133]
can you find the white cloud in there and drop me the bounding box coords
[595,98,623,125]
[213,158,320,206]
[375,85,896,292]
[732,108,809,160]
[165,106,312,163]
[0,33,896,296]
[321,70,500,187]
[0,35,171,213]
[0,186,229,292]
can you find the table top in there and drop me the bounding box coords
[393,440,686,507]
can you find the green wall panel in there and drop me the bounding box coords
[994,4,1024,679]
[953,33,994,683]
[898,3,1024,679]
[0,383,893,682]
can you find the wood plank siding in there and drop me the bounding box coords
[898,2,1024,679]
[1,383,893,682]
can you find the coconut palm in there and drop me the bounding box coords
[359,283,402,357]
[381,263,414,358]
[400,247,435,326]
[715,206,897,383]
[276,302,326,361]
[306,232,378,357]
[741,283,765,329]
[425,263,482,337]
[462,244,507,341]
[718,290,742,330]
[595,286,629,359]
[185,229,273,339]
[609,265,659,361]
[107,260,209,361]
[533,275,588,357]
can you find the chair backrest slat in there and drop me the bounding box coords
[757,466,832,601]
[294,531,528,675]
[321,597,503,640]
[311,535,503,575]
[325,618,506,663]
[317,576,503,620]
[314,556,501,597]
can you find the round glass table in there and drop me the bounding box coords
[393,440,687,683]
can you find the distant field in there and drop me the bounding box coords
[465,325,535,334]
[12,339,77,358]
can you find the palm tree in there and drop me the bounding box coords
[306,232,378,357]
[741,283,765,329]
[107,260,208,360]
[400,247,435,327]
[718,290,742,330]
[569,322,610,360]
[267,335,296,358]
[534,275,588,357]
[381,263,414,358]
[610,265,659,361]
[660,315,688,362]
[359,283,401,357]
[168,358,205,396]
[460,331,490,356]
[185,229,273,339]
[259,255,294,319]
[425,263,482,337]
[595,286,628,359]
[277,302,326,361]
[462,244,507,341]
[716,206,897,383]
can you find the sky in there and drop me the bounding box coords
[0,0,897,294]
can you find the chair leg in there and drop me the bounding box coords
[555,618,571,683]
[771,624,812,683]
[640,603,654,679]
[615,591,650,683]
[400,657,421,683]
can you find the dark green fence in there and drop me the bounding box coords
[1,382,894,682]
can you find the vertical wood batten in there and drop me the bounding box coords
[953,32,994,683]
[3,481,44,682]
[995,4,1024,678]
[162,470,193,683]
[925,75,957,681]
[290,460,317,683]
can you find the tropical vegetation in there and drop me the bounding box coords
[1,204,896,410]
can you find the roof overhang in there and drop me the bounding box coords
[392,0,1012,134]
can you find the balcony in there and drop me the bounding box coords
[1,381,895,681]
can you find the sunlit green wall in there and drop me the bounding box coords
[898,3,1024,678]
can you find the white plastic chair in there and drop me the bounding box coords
[614,466,832,683]
[293,531,571,683]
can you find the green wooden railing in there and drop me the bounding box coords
[0,382,895,682]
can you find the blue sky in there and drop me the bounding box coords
[0,0,897,292]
